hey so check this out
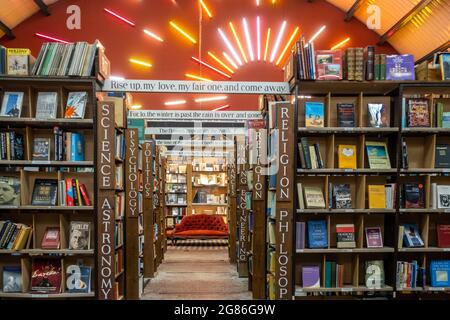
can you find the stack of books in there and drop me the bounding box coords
[0,131,24,160]
[0,221,32,250]
[298,137,324,169]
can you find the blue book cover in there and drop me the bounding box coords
[305,102,325,128]
[66,265,92,293]
[402,223,424,248]
[307,220,328,248]
[441,53,450,81]
[442,112,450,128]
[386,54,415,81]
[430,260,450,287]
[71,133,85,161]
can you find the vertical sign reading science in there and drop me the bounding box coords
[96,102,115,300]
[275,102,294,300]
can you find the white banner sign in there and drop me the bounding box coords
[103,79,290,94]
[163,151,232,158]
[145,127,247,135]
[129,110,262,121]
[156,140,234,147]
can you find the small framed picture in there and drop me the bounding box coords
[35,92,58,119]
[0,92,24,118]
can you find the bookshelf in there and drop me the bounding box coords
[154,147,165,266]
[143,141,156,278]
[165,162,188,227]
[0,77,97,299]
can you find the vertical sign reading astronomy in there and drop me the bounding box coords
[96,102,115,300]
[275,102,294,300]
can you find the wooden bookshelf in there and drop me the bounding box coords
[143,141,155,278]
[0,76,97,299]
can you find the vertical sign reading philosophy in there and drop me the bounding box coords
[96,102,115,300]
[126,129,139,218]
[275,102,295,300]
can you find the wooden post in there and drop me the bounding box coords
[125,129,140,299]
[96,101,116,300]
[250,120,268,299]
[275,103,295,300]
[228,153,237,264]
[143,142,155,278]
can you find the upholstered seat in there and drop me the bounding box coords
[167,214,228,242]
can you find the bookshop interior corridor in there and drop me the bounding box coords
[0,0,450,302]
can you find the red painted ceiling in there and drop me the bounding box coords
[1,0,397,111]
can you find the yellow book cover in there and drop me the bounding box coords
[338,144,357,169]
[368,185,386,209]
[6,48,31,75]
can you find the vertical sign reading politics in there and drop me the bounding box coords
[275,102,294,300]
[96,102,115,300]
[126,129,139,218]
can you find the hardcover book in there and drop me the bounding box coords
[6,48,31,75]
[407,98,430,128]
[0,92,24,118]
[404,183,425,209]
[70,133,85,161]
[367,103,388,128]
[402,223,424,248]
[315,50,343,80]
[440,53,450,81]
[437,224,450,248]
[305,102,325,128]
[31,259,62,294]
[0,176,20,206]
[41,227,60,249]
[333,184,352,209]
[304,187,326,209]
[368,185,386,209]
[430,260,450,287]
[307,220,328,248]
[66,265,91,293]
[336,224,356,248]
[338,144,357,169]
[365,141,391,169]
[32,138,51,161]
[31,179,58,206]
[35,92,58,120]
[386,54,415,80]
[302,265,320,288]
[365,260,385,289]
[435,144,450,168]
[69,221,90,250]
[365,227,383,248]
[337,103,355,127]
[64,92,88,119]
[437,185,450,209]
[2,266,22,293]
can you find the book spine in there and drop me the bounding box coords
[374,54,380,81]
[301,138,312,169]
[298,143,306,169]
[380,54,387,80]
[72,179,79,206]
[314,143,324,168]
[75,179,83,206]
[66,178,74,206]
[79,184,91,206]
[365,46,375,81]
[355,48,364,81]
[9,131,15,161]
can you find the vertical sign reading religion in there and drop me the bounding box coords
[250,120,267,201]
[275,102,295,300]
[126,129,139,218]
[96,102,115,300]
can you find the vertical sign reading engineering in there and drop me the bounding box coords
[275,102,294,300]
[237,135,248,275]
[96,102,115,300]
[126,129,139,218]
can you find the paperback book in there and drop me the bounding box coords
[31,179,58,206]
[0,176,20,206]
[386,54,415,80]
[302,266,321,288]
[365,141,391,169]
[305,102,325,128]
[435,144,450,168]
[365,260,385,289]
[430,260,450,287]
[367,103,388,128]
[307,220,328,248]
[336,224,356,248]
[64,92,88,119]
[0,92,24,118]
[338,144,357,169]
[337,103,355,127]
[31,259,62,294]
[69,221,91,250]
[35,92,58,120]
[333,184,352,209]
[2,266,22,293]
[32,138,51,161]
[365,227,383,248]
[407,98,430,128]
[66,264,92,293]
[402,223,424,248]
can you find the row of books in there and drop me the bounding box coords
[403,143,450,169]
[0,91,89,119]
[193,173,226,186]
[115,131,125,160]
[167,164,187,174]
[402,98,450,128]
[0,221,32,250]
[115,192,125,220]
[0,131,24,160]
[166,174,187,184]
[166,183,187,193]
[192,162,226,172]
[396,260,450,289]
[166,194,186,205]
[2,260,92,294]
[32,41,99,77]
[192,190,227,204]
[296,183,396,210]
[58,178,91,207]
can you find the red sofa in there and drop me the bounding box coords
[166,214,228,243]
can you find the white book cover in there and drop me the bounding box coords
[35,92,58,119]
[437,185,450,209]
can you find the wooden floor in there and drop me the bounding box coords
[142,246,252,300]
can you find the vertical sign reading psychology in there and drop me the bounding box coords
[275,102,295,300]
[249,119,267,299]
[96,102,115,300]
[126,129,139,218]
[143,142,155,277]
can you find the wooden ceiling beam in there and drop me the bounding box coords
[33,0,51,16]
[0,20,15,40]
[344,0,365,22]
[378,0,434,45]
[415,40,450,65]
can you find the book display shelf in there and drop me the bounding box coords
[165,162,188,228]
[155,147,166,265]
[0,76,97,299]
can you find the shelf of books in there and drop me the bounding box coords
[0,75,97,299]
[165,162,188,228]
[155,147,165,266]
[124,129,144,299]
[395,82,450,298]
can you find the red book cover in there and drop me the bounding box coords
[65,178,74,206]
[437,224,450,248]
[315,50,343,80]
[31,259,62,294]
[41,227,60,249]
[79,184,91,206]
